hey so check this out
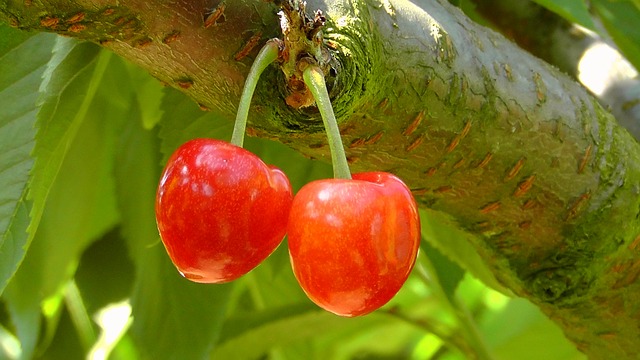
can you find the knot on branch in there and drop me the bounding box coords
[530,264,593,305]
[275,0,335,109]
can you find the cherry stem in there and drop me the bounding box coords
[230,40,280,148]
[302,65,352,180]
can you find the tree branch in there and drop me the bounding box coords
[3,0,640,358]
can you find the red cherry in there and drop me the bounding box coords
[155,138,293,283]
[288,172,421,317]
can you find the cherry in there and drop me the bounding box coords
[288,171,420,316]
[155,139,293,283]
[286,64,421,316]
[155,41,287,283]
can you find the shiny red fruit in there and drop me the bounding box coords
[155,138,293,283]
[288,172,421,317]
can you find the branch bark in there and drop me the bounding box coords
[3,0,640,358]
[470,0,640,141]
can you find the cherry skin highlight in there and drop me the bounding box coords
[155,138,293,283]
[288,172,421,317]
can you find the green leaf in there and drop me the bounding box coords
[3,41,122,359]
[0,31,56,293]
[74,229,135,315]
[36,305,86,360]
[592,0,640,72]
[3,302,39,360]
[19,51,122,297]
[112,83,163,262]
[28,38,107,236]
[212,304,385,359]
[419,209,510,295]
[3,102,120,358]
[421,240,465,302]
[0,199,30,293]
[2,38,108,298]
[530,0,596,30]
[125,63,164,130]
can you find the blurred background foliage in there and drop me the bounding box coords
[2,0,639,358]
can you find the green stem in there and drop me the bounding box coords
[455,299,494,360]
[64,280,96,352]
[302,65,352,179]
[230,39,280,147]
[382,309,471,356]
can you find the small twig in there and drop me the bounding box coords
[381,308,477,358]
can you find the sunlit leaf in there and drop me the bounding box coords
[21,57,124,297]
[36,304,85,360]
[28,39,104,221]
[3,41,121,359]
[4,37,107,298]
[482,298,586,360]
[0,30,56,294]
[0,323,20,359]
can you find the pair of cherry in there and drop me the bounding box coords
[155,42,421,317]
